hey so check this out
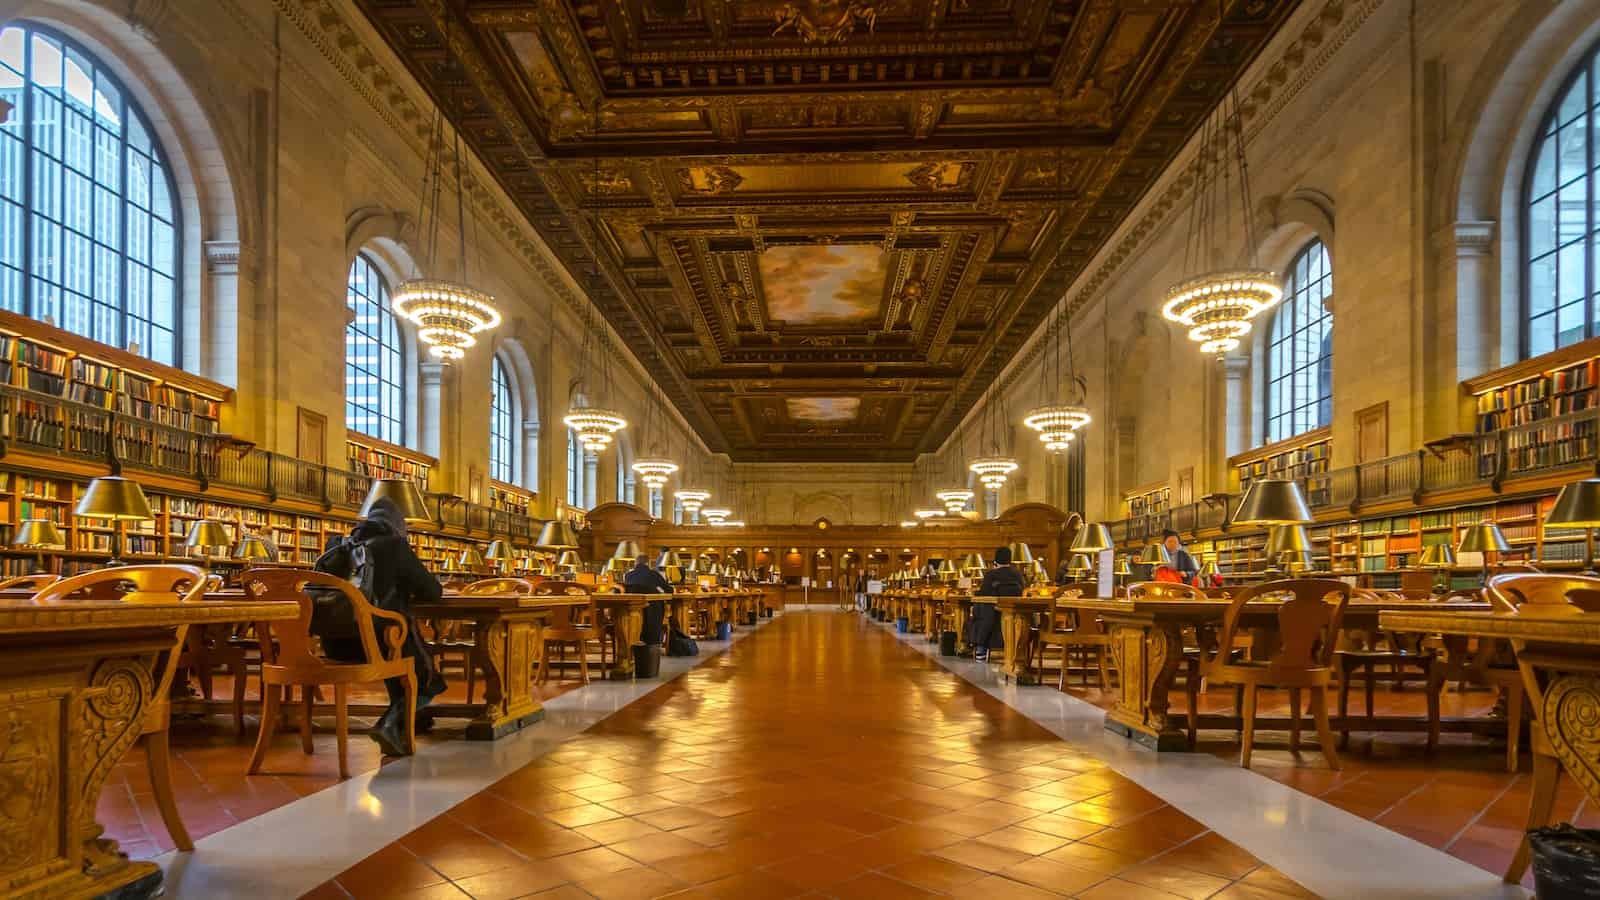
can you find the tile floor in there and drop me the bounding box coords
[310,613,1318,899]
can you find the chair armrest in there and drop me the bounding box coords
[368,606,410,660]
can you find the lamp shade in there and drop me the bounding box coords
[1139,543,1173,566]
[1458,522,1511,554]
[233,534,275,562]
[937,558,957,580]
[459,547,486,568]
[184,520,233,554]
[1231,478,1312,526]
[1113,557,1133,576]
[1008,542,1036,565]
[655,549,674,569]
[12,518,64,549]
[1069,523,1113,553]
[1419,544,1457,568]
[74,476,153,521]
[536,520,580,550]
[960,552,987,574]
[360,478,432,523]
[556,550,582,570]
[1264,524,1311,555]
[1068,553,1092,574]
[1547,479,1600,527]
[612,539,644,561]
[484,540,513,562]
[1199,557,1220,578]
[442,555,465,573]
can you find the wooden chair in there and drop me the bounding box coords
[0,572,58,592]
[462,577,535,596]
[535,580,595,684]
[35,565,208,851]
[242,568,415,778]
[1335,589,1443,752]
[436,578,536,700]
[1483,573,1600,882]
[1201,578,1352,769]
[1127,581,1216,748]
[1041,583,1114,692]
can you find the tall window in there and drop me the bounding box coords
[1525,53,1600,357]
[345,254,403,444]
[0,24,180,365]
[1265,240,1332,444]
[566,430,585,509]
[490,355,514,483]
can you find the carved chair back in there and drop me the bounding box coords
[0,573,58,593]
[1216,578,1351,674]
[460,577,534,596]
[240,568,404,672]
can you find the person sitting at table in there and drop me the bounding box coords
[970,546,1025,662]
[314,497,445,755]
[623,553,674,645]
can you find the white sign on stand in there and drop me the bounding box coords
[1096,548,1113,597]
[866,580,884,594]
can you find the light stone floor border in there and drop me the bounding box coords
[872,611,1529,900]
[156,612,781,900]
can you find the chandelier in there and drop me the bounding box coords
[913,507,943,520]
[1161,273,1282,356]
[702,508,732,525]
[397,87,501,360]
[1162,88,1281,358]
[676,488,710,515]
[632,457,678,489]
[564,408,627,454]
[969,457,1018,491]
[935,488,974,514]
[1023,405,1091,451]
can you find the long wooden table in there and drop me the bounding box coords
[413,594,589,739]
[1061,595,1494,751]
[0,593,296,899]
[1380,604,1600,883]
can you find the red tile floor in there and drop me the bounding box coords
[306,613,1316,900]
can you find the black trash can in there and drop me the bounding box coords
[762,607,774,618]
[745,611,758,626]
[940,631,958,656]
[631,642,661,678]
[1530,825,1600,899]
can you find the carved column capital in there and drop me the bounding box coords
[1221,354,1251,379]
[522,419,541,438]
[203,240,240,276]
[420,361,453,385]
[1439,220,1497,258]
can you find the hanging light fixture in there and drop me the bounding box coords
[913,506,943,520]
[391,36,501,361]
[1161,89,1282,358]
[676,488,710,515]
[935,488,974,514]
[968,357,1018,495]
[702,508,732,525]
[565,97,629,453]
[631,381,678,502]
[632,458,678,489]
[1023,147,1091,451]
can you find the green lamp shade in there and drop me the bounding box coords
[360,478,432,523]
[75,476,154,521]
[1069,523,1113,553]
[1232,478,1313,526]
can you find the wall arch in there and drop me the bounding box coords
[494,335,540,492]
[344,206,422,448]
[1,1,246,384]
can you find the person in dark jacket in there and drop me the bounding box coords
[1162,529,1200,585]
[623,554,674,645]
[970,546,1025,661]
[316,497,444,756]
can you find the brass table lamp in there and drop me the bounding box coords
[441,554,465,575]
[233,533,276,565]
[12,518,64,574]
[74,476,154,566]
[1419,543,1457,593]
[1008,542,1036,567]
[1232,478,1313,526]
[360,478,432,523]
[536,520,580,551]
[1457,522,1511,585]
[1546,479,1600,574]
[1139,543,1172,569]
[1067,553,1092,579]
[555,549,582,575]
[484,540,514,574]
[1264,524,1312,573]
[1069,523,1113,553]
[459,547,486,571]
[960,552,987,577]
[1113,556,1133,589]
[612,539,644,566]
[937,558,958,582]
[1198,557,1220,586]
[184,519,233,571]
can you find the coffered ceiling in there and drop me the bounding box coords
[354,0,1300,461]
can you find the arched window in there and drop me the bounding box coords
[1524,55,1600,357]
[566,430,585,510]
[489,355,515,483]
[0,24,180,365]
[345,254,403,445]
[1265,240,1332,444]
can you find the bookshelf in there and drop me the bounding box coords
[1231,428,1333,505]
[489,481,534,516]
[346,433,433,493]
[1465,338,1600,478]
[1124,483,1170,522]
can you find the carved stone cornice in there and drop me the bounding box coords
[1446,220,1498,258]
[203,240,241,277]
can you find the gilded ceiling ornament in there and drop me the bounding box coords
[678,166,745,194]
[1058,77,1115,128]
[905,161,975,192]
[770,0,878,44]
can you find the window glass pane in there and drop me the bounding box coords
[2,25,179,364]
[490,355,515,484]
[1559,74,1587,127]
[1264,240,1332,443]
[345,253,404,445]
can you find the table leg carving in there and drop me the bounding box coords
[1145,625,1183,735]
[1103,619,1189,751]
[610,605,644,680]
[457,618,544,741]
[999,608,1037,685]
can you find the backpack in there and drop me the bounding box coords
[308,536,376,641]
[666,626,698,657]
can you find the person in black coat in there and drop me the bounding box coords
[316,497,444,756]
[623,554,674,645]
[970,545,1025,661]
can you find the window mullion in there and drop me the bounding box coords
[19,32,32,319]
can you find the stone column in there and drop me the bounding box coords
[1222,354,1251,462]
[584,453,599,509]
[1441,221,1498,432]
[420,362,454,491]
[521,420,540,495]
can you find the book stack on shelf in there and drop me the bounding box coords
[1233,431,1333,506]
[346,436,433,504]
[1124,485,1170,524]
[1469,346,1600,477]
[489,482,533,517]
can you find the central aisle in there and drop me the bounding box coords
[313,611,1313,899]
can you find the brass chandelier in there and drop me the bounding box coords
[1023,149,1090,451]
[676,488,710,515]
[935,488,974,514]
[1161,89,1281,357]
[631,383,678,494]
[393,84,501,361]
[565,100,629,454]
[969,360,1018,494]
